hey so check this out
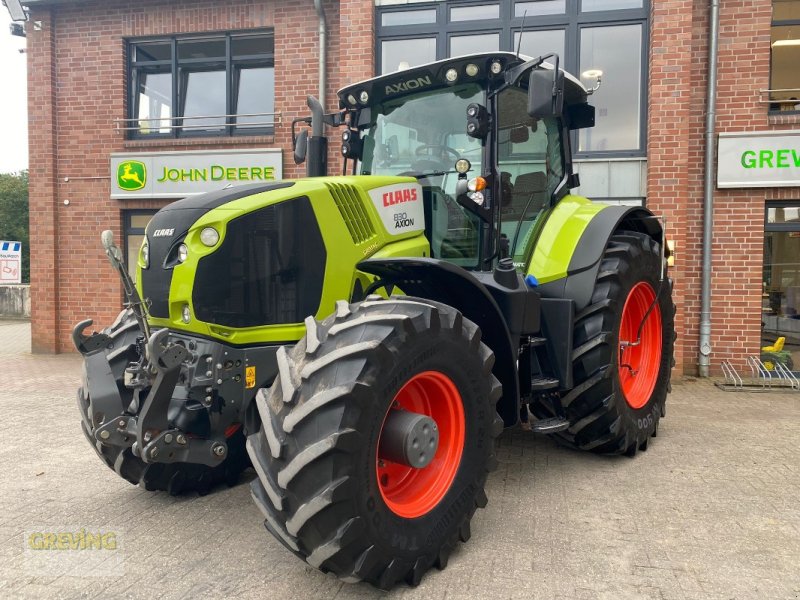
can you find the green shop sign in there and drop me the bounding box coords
[110,149,282,199]
[718,131,800,188]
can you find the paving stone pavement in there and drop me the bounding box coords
[1,321,799,599]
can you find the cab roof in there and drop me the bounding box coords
[338,51,589,110]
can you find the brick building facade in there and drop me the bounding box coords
[17,0,800,375]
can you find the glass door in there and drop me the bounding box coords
[763,202,800,371]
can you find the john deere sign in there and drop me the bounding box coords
[110,149,282,199]
[117,160,147,191]
[717,131,800,188]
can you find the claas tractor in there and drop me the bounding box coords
[73,51,675,589]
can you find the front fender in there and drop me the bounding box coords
[357,257,520,427]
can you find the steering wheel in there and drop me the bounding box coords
[414,145,460,161]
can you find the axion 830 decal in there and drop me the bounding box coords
[367,182,425,236]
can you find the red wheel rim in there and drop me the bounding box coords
[377,371,465,518]
[618,282,662,409]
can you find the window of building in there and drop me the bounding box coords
[128,31,275,138]
[381,38,437,73]
[124,211,157,281]
[763,202,800,370]
[770,1,800,112]
[376,0,648,157]
[578,24,642,152]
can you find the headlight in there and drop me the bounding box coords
[177,243,188,263]
[141,239,149,269]
[181,304,191,323]
[467,191,485,205]
[455,159,471,174]
[200,227,219,247]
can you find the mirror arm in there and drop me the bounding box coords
[455,177,492,222]
[291,117,311,148]
[492,52,554,98]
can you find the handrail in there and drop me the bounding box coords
[114,111,282,132]
[759,88,800,93]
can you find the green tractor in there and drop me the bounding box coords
[74,51,675,589]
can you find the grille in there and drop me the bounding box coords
[326,183,377,245]
[192,197,326,328]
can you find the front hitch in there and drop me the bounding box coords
[72,319,112,356]
[90,328,230,467]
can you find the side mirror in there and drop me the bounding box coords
[528,68,564,118]
[294,129,308,165]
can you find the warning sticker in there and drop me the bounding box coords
[245,366,256,389]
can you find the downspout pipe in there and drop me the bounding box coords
[699,0,720,377]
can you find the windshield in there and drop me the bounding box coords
[358,84,485,268]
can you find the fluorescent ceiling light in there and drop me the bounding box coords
[3,0,27,22]
[772,39,800,47]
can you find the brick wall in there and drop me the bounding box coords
[26,0,373,352]
[649,0,783,375]
[646,0,694,374]
[27,0,793,368]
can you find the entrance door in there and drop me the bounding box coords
[763,202,800,371]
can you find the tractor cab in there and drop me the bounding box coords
[299,51,595,272]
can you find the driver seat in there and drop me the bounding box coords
[510,171,547,212]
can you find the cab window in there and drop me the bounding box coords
[496,85,564,267]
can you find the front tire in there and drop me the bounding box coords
[532,231,676,455]
[246,296,502,589]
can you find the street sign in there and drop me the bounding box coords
[0,241,22,284]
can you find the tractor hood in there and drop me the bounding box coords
[137,176,430,344]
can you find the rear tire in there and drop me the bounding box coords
[532,231,675,455]
[246,296,502,589]
[77,310,250,495]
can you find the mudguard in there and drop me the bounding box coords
[358,257,521,427]
[535,202,663,312]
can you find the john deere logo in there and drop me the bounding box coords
[117,161,146,191]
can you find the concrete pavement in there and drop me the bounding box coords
[1,321,799,599]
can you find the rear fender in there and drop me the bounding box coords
[537,204,663,312]
[358,258,520,427]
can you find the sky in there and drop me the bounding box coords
[0,8,28,174]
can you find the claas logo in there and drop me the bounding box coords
[117,161,147,191]
[382,187,418,207]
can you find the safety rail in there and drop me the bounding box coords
[716,356,799,392]
[758,88,800,110]
[114,111,282,133]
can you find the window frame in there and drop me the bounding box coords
[123,210,157,281]
[769,2,800,114]
[127,30,275,139]
[765,200,800,232]
[375,0,649,158]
